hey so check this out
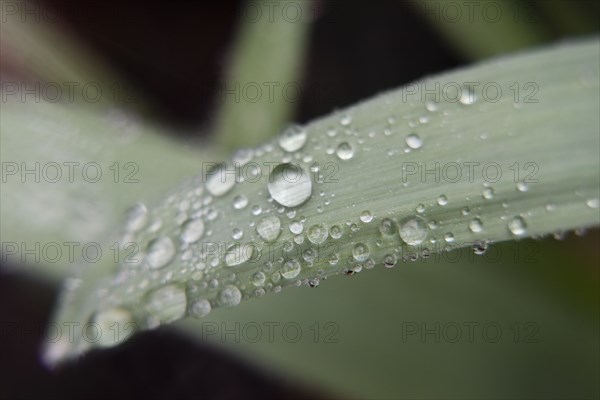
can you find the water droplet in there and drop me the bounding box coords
[586,198,599,209]
[224,243,254,267]
[251,204,262,215]
[459,86,477,105]
[189,299,211,318]
[462,207,470,216]
[508,216,527,236]
[268,163,312,207]
[516,182,529,192]
[399,216,428,245]
[146,237,176,269]
[278,124,307,152]
[416,204,425,214]
[335,142,355,160]
[405,133,423,149]
[220,285,241,307]
[233,195,249,209]
[340,114,352,126]
[181,219,205,243]
[289,220,304,234]
[437,195,448,206]
[308,278,320,288]
[352,243,370,262]
[252,271,266,287]
[232,228,243,240]
[256,216,281,242]
[383,254,397,268]
[330,225,343,239]
[206,164,236,197]
[360,211,374,223]
[125,203,148,232]
[379,218,396,236]
[469,218,483,233]
[472,241,488,255]
[281,259,301,279]
[482,187,494,200]
[92,307,135,347]
[144,284,187,324]
[444,233,454,243]
[307,223,328,244]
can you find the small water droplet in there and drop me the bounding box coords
[252,271,266,287]
[482,187,494,200]
[281,259,301,279]
[308,278,320,288]
[307,223,328,244]
[399,216,428,245]
[586,198,599,209]
[472,240,488,255]
[383,254,397,268]
[444,232,454,243]
[233,195,249,209]
[508,216,527,236]
[379,218,396,236]
[251,204,262,215]
[256,216,281,242]
[268,163,312,207]
[405,133,423,149]
[145,284,187,324]
[232,228,243,240]
[335,142,355,160]
[289,220,304,234]
[416,204,425,214]
[330,225,343,239]
[146,237,176,269]
[516,182,529,192]
[220,285,242,307]
[459,86,477,105]
[125,203,148,232]
[340,114,352,126]
[352,243,370,262]
[92,307,135,347]
[181,219,205,243]
[462,207,470,216]
[189,299,211,318]
[437,195,448,206]
[360,211,374,223]
[278,124,307,152]
[469,218,483,233]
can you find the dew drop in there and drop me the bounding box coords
[232,228,243,240]
[252,271,266,287]
[278,124,307,152]
[472,240,488,255]
[383,254,397,268]
[459,86,477,105]
[340,114,352,126]
[308,278,320,288]
[189,299,211,318]
[586,198,599,209]
[181,219,205,243]
[125,202,148,232]
[268,163,312,207]
[251,204,262,216]
[508,216,527,236]
[307,223,328,244]
[144,284,187,324]
[335,142,355,160]
[330,225,343,239]
[360,211,374,223]
[146,237,176,269]
[416,204,425,214]
[352,243,370,262]
[220,285,242,307]
[281,259,301,279]
[516,182,529,192]
[206,164,236,197]
[289,220,304,234]
[399,216,428,245]
[482,187,494,200]
[469,218,484,233]
[379,218,396,236]
[444,232,454,243]
[92,307,135,347]
[256,216,281,242]
[405,133,423,149]
[437,195,448,206]
[224,243,254,267]
[233,195,249,209]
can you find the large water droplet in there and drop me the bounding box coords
[220,285,242,307]
[405,133,423,149]
[278,124,307,152]
[146,237,176,269]
[206,164,236,197]
[399,216,428,245]
[181,218,205,243]
[268,163,312,207]
[256,216,281,242]
[335,142,355,160]
[307,223,328,244]
[144,284,187,324]
[189,299,211,318]
[508,216,527,236]
[224,243,254,267]
[281,259,301,279]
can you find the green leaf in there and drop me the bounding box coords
[43,37,599,365]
